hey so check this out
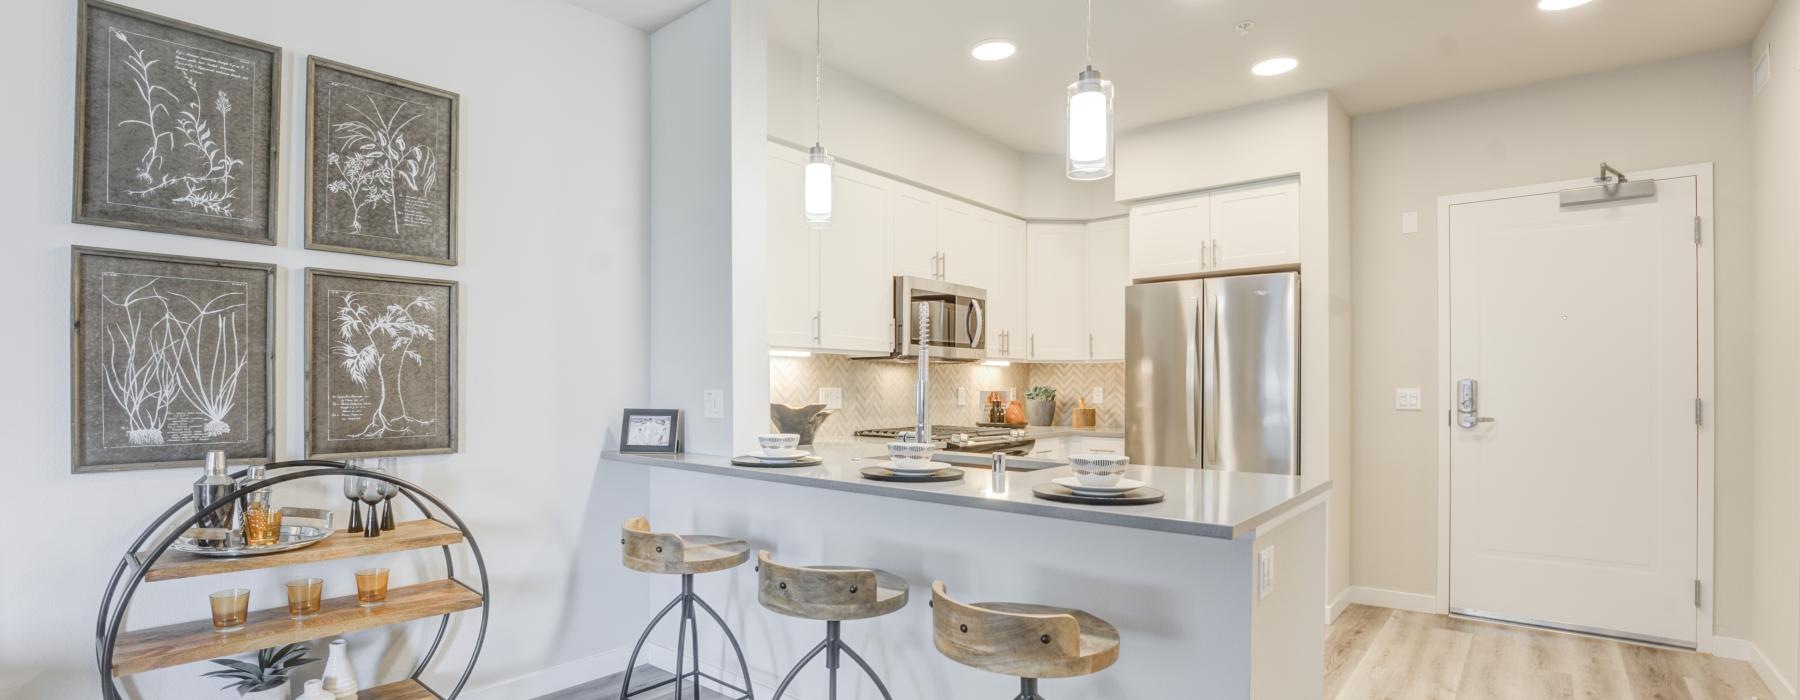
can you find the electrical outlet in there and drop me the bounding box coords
[1090,387,1105,404]
[1258,546,1276,600]
[956,387,968,407]
[703,389,725,419]
[819,387,843,410]
[1395,388,1422,411]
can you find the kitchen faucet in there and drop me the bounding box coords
[914,301,930,444]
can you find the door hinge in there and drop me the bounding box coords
[1694,579,1703,607]
[1694,216,1702,245]
[1694,398,1703,427]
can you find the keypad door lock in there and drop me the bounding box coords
[1457,378,1495,429]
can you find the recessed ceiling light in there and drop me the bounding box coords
[1251,57,1298,77]
[971,39,1017,62]
[1537,0,1593,10]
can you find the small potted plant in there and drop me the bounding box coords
[1025,385,1057,427]
[203,643,319,699]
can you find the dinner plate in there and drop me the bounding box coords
[1052,476,1145,496]
[878,460,953,475]
[756,449,811,461]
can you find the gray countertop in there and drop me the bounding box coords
[603,442,1329,540]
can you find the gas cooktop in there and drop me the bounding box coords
[853,425,1034,454]
[854,425,1012,440]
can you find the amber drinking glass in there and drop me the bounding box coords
[286,577,324,619]
[210,588,250,631]
[355,568,389,607]
[244,504,283,547]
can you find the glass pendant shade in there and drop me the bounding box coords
[803,144,834,228]
[1066,67,1113,181]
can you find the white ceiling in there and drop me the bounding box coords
[769,0,1772,154]
[563,0,708,31]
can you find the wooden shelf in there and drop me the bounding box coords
[111,579,481,676]
[362,679,442,700]
[141,520,464,582]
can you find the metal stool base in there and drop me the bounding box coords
[618,574,755,700]
[771,620,894,700]
[1012,677,1047,700]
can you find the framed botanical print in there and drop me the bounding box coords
[73,0,280,244]
[71,247,275,472]
[306,268,458,458]
[305,57,459,265]
[619,409,682,454]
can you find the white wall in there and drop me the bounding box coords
[1347,48,1759,643]
[1115,92,1355,606]
[1750,2,1800,692]
[649,0,769,456]
[0,0,651,696]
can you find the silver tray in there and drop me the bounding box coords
[171,507,337,557]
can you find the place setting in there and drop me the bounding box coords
[1032,454,1165,506]
[859,440,963,483]
[731,434,826,468]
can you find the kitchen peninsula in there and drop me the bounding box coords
[604,445,1330,698]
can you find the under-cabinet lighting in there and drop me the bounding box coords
[770,349,814,358]
[981,360,1012,367]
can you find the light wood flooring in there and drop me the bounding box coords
[1327,605,1774,699]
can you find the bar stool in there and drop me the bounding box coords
[617,517,755,700]
[929,581,1120,700]
[756,550,909,699]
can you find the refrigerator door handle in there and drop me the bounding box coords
[1186,295,1201,460]
[1204,293,1222,467]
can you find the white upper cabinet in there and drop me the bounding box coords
[1126,176,1300,280]
[767,143,891,354]
[988,218,1029,360]
[768,146,820,349]
[1209,178,1300,271]
[891,184,940,280]
[1026,223,1089,361]
[1084,218,1129,360]
[1129,194,1210,280]
[818,166,894,352]
[938,202,989,289]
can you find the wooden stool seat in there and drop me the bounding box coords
[621,517,750,575]
[757,551,910,621]
[932,581,1121,681]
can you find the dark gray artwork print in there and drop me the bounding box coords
[74,249,273,472]
[308,270,457,458]
[76,2,277,243]
[307,59,457,264]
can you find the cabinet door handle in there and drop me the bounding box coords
[812,313,821,345]
[1089,333,1094,358]
[1030,334,1036,358]
[940,252,948,279]
[1211,241,1220,267]
[1200,241,1210,269]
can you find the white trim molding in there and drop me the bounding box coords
[1706,636,1797,700]
[1433,163,1717,647]
[1336,586,1442,616]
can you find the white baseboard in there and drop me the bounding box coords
[1707,635,1796,700]
[464,642,783,700]
[1325,587,1353,625]
[1337,586,1440,615]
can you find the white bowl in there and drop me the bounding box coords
[758,433,801,456]
[886,441,934,464]
[1068,453,1129,488]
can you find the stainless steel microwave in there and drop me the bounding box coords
[890,276,986,362]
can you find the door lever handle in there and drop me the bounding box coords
[1456,378,1495,429]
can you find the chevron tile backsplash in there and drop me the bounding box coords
[768,355,1125,439]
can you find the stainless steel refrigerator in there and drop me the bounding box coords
[1125,272,1299,474]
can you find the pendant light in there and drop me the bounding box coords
[1066,0,1113,181]
[803,0,834,228]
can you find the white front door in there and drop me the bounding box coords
[1447,175,1699,646]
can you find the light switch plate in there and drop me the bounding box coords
[1090,387,1105,404]
[1396,388,1422,411]
[1401,211,1419,235]
[703,389,725,419]
[1258,546,1276,600]
[956,387,968,407]
[819,387,843,410]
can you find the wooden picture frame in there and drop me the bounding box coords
[72,0,281,244]
[619,409,683,454]
[305,57,459,265]
[305,268,458,459]
[71,247,276,473]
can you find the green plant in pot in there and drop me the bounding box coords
[1025,385,1057,427]
[204,643,318,698]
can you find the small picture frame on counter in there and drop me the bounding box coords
[619,409,682,454]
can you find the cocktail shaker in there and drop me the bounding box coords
[192,450,239,547]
